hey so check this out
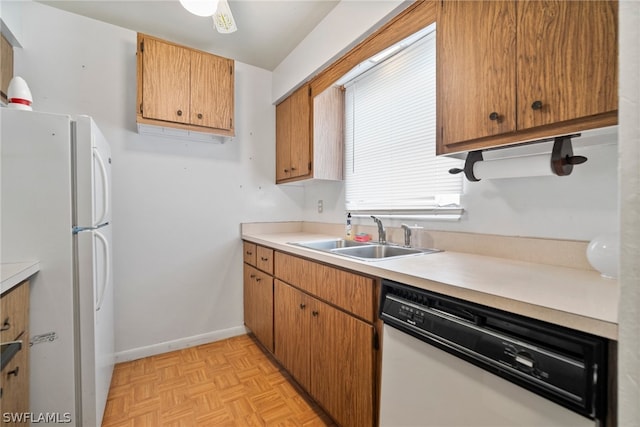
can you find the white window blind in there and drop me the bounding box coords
[344,28,462,213]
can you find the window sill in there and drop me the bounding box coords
[349,209,464,222]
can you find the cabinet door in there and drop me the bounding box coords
[437,0,516,149]
[1,34,13,104]
[517,0,618,130]
[274,280,311,390]
[310,300,374,427]
[275,96,292,182]
[1,281,29,343]
[289,85,312,179]
[0,343,29,423]
[141,37,191,124]
[276,85,311,182]
[191,51,234,130]
[243,265,274,352]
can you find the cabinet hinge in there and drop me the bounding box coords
[308,162,312,171]
[229,64,233,75]
[140,41,144,52]
[308,86,312,97]
[140,103,143,114]
[230,118,233,128]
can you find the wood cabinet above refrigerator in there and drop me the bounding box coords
[136,33,235,137]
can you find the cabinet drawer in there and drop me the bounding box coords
[274,252,375,322]
[1,281,29,342]
[256,246,274,274]
[243,242,257,266]
[0,343,29,420]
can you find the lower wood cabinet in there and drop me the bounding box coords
[272,247,378,427]
[274,280,375,427]
[1,280,30,424]
[243,264,274,353]
[242,243,380,426]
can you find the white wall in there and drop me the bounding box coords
[272,0,404,102]
[302,137,619,242]
[618,1,640,425]
[12,1,304,358]
[0,0,23,45]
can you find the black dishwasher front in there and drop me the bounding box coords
[379,279,609,423]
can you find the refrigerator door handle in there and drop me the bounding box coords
[94,230,110,312]
[73,222,109,234]
[93,146,110,226]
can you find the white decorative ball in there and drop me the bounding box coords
[586,232,619,279]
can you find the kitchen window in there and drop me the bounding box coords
[340,24,463,219]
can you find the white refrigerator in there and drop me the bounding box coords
[1,108,115,426]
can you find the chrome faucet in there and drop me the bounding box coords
[401,224,412,247]
[371,216,386,244]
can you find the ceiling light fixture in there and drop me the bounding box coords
[213,0,237,33]
[179,0,220,17]
[179,0,237,34]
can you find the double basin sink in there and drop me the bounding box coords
[290,239,441,261]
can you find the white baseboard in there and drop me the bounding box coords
[114,326,248,363]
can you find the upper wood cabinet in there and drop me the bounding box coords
[276,84,311,182]
[136,33,234,136]
[275,85,343,184]
[1,33,14,104]
[436,0,618,155]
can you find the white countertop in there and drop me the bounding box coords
[242,231,619,340]
[1,261,40,294]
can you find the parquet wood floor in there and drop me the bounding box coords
[102,334,337,426]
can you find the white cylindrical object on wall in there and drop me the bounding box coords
[473,154,553,180]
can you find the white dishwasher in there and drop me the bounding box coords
[379,279,609,427]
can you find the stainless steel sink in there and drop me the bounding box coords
[289,239,441,261]
[290,239,370,251]
[331,245,423,259]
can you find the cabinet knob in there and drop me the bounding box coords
[255,277,262,282]
[531,100,543,110]
[7,367,19,377]
[312,310,319,317]
[1,318,10,331]
[260,257,268,261]
[291,167,296,171]
[197,113,203,119]
[177,110,183,116]
[299,303,306,309]
[284,169,289,173]
[489,112,499,121]
[246,251,253,256]
[250,274,255,278]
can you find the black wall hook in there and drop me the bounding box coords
[551,135,588,176]
[448,150,483,181]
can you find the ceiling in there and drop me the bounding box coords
[37,1,340,71]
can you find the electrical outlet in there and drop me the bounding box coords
[317,200,323,213]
